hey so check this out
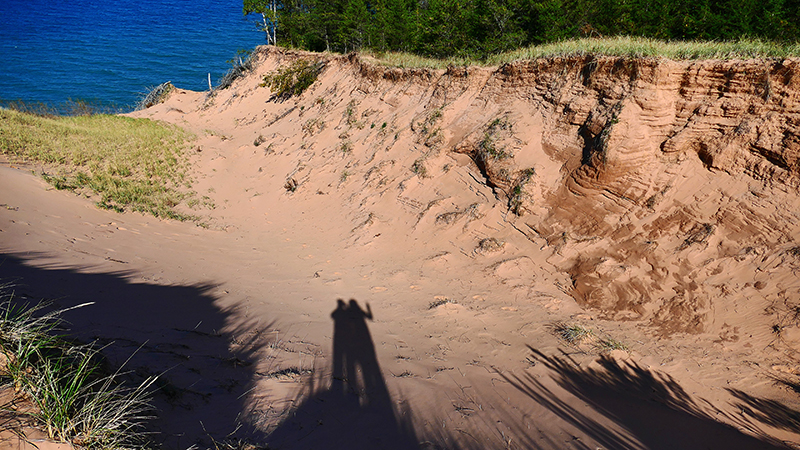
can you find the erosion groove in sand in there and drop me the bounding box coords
[2,46,800,449]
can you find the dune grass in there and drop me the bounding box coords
[0,108,196,221]
[491,36,800,63]
[0,285,157,449]
[365,36,800,69]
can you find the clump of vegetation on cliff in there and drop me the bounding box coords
[260,59,324,99]
[0,108,197,221]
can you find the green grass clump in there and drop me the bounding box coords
[260,59,324,99]
[0,285,156,449]
[0,108,196,220]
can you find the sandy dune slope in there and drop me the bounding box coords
[2,47,800,449]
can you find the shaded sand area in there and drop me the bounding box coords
[3,47,800,448]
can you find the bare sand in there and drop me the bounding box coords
[1,48,800,449]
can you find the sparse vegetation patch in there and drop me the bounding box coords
[302,118,325,136]
[411,158,428,178]
[216,49,254,90]
[476,237,504,254]
[428,297,454,309]
[477,117,513,163]
[284,177,299,192]
[339,140,353,154]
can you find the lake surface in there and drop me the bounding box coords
[0,0,264,112]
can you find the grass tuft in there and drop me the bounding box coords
[551,322,593,345]
[550,322,628,354]
[0,285,156,449]
[361,51,473,69]
[216,50,255,91]
[411,158,428,178]
[594,337,629,353]
[491,36,800,63]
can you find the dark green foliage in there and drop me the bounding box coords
[245,0,800,60]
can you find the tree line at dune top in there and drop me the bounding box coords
[244,0,800,60]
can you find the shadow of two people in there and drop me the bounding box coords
[266,299,417,449]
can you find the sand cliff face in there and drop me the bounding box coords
[479,56,800,335]
[164,47,800,341]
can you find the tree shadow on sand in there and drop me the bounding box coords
[265,299,418,450]
[727,385,800,439]
[0,252,270,448]
[499,346,793,450]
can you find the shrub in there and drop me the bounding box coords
[411,158,428,177]
[216,50,255,90]
[260,60,324,100]
[136,81,175,110]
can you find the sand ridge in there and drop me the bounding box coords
[2,47,800,448]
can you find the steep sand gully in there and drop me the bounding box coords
[2,46,800,448]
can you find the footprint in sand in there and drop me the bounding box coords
[544,298,562,311]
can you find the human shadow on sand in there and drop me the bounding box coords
[0,252,270,448]
[265,299,418,450]
[499,346,791,450]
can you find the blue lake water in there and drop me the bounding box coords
[0,0,265,112]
